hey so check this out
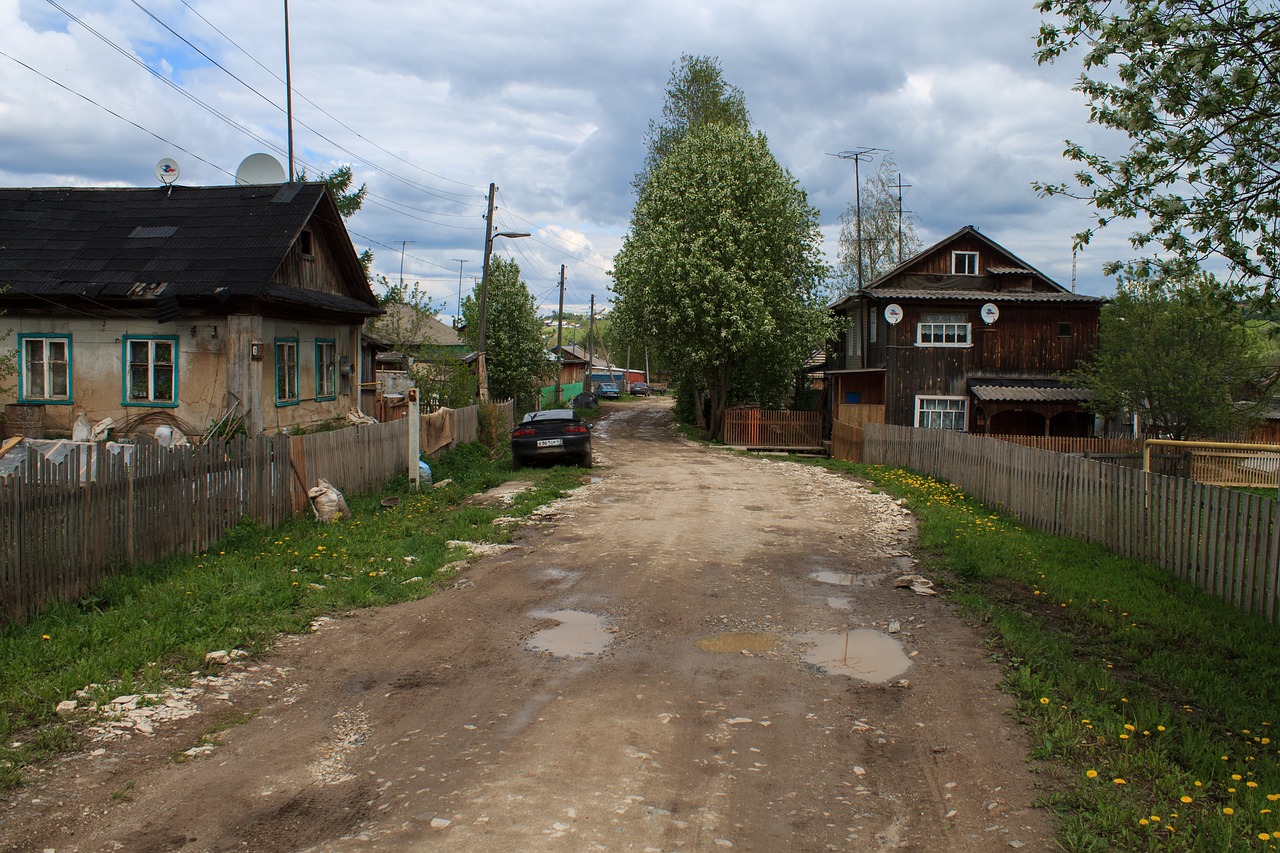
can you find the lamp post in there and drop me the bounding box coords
[477,183,530,402]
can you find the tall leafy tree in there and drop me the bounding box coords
[459,257,549,406]
[634,54,751,193]
[836,156,923,294]
[1068,264,1276,439]
[612,123,831,439]
[1034,0,1280,290]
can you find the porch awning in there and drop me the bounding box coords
[970,383,1092,403]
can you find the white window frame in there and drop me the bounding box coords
[123,335,177,407]
[952,251,978,275]
[915,395,968,431]
[18,334,72,403]
[916,321,972,347]
[275,338,299,405]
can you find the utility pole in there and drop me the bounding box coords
[398,241,414,287]
[554,264,566,404]
[476,182,529,402]
[585,294,595,393]
[450,259,467,327]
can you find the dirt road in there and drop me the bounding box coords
[1,398,1052,852]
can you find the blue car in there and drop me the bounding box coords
[595,382,621,400]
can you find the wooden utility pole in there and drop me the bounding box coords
[554,264,566,404]
[585,294,595,393]
[477,183,497,402]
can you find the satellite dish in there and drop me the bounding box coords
[980,303,1001,325]
[235,153,286,186]
[884,304,904,325]
[155,158,180,185]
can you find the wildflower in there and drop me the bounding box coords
[1269,794,1280,801]
[1223,807,1234,815]
[1195,781,1203,787]
[1114,778,1126,785]
[1157,726,1166,732]
[1086,770,1098,779]
[1139,819,1149,826]
[1040,697,1050,705]
[41,634,50,640]
[1233,774,1243,781]
[1260,833,1272,841]
[1180,796,1193,804]
[1125,724,1136,732]
[1249,782,1259,789]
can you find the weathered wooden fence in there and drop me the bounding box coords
[722,408,823,451]
[988,435,1142,455]
[864,424,1280,623]
[0,402,513,627]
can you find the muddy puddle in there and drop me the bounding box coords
[526,610,613,658]
[695,632,781,654]
[810,570,854,586]
[797,629,910,682]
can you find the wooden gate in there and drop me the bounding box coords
[722,408,823,451]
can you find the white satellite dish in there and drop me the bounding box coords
[980,303,1001,325]
[234,153,286,186]
[155,158,180,185]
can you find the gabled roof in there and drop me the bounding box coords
[0,183,378,317]
[831,225,1102,310]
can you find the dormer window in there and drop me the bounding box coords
[952,251,978,275]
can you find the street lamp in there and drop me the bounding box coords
[476,208,530,401]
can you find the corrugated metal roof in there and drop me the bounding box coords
[867,289,1103,303]
[987,266,1034,275]
[970,384,1092,402]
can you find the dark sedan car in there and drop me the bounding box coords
[630,381,651,396]
[510,409,592,469]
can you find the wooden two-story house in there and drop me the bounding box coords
[827,226,1104,436]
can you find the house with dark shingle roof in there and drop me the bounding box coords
[826,225,1104,436]
[0,183,381,438]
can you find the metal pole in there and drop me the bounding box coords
[451,259,467,328]
[283,0,294,180]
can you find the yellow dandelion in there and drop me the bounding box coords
[1249,782,1260,788]
[1233,774,1244,781]
[1181,796,1193,804]
[1223,807,1234,815]
[1139,819,1149,826]
[1040,697,1050,705]
[41,634,50,640]
[1086,770,1098,779]
[1114,778,1126,785]
[1157,725,1166,732]
[1125,724,1136,732]
[1260,833,1272,842]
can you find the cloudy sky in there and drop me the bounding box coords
[0,0,1132,320]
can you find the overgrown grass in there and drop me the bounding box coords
[0,443,585,789]
[797,455,1280,851]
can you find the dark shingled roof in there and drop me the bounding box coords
[0,183,378,317]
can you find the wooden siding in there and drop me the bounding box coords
[864,424,1280,623]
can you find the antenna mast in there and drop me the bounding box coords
[283,0,295,180]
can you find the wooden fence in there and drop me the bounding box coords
[722,408,823,451]
[989,435,1142,456]
[864,424,1280,623]
[0,402,512,627]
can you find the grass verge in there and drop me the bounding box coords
[0,442,585,790]
[795,455,1280,852]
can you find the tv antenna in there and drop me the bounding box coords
[830,148,888,290]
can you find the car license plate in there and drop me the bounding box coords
[537,438,563,448]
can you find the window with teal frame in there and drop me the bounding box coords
[315,339,337,401]
[275,338,299,405]
[122,336,178,406]
[18,334,73,404]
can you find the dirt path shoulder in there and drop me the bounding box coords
[1,398,1052,852]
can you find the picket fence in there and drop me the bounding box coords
[0,402,512,627]
[864,424,1280,623]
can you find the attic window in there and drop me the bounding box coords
[952,251,978,275]
[298,228,314,257]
